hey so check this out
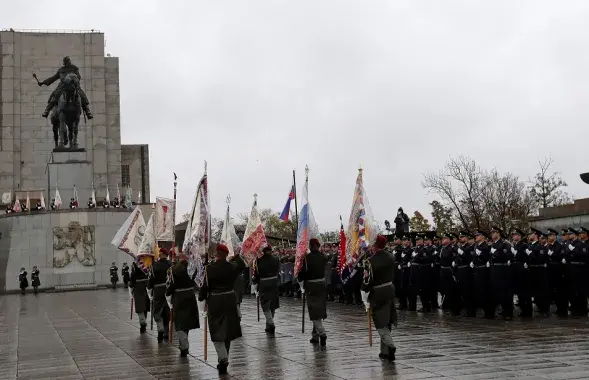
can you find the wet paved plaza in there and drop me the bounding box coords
[2,290,589,379]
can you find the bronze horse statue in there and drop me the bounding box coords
[50,73,82,149]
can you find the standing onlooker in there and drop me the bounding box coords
[394,208,409,237]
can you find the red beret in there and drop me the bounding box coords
[375,235,387,249]
[217,244,229,254]
[309,238,320,246]
[159,248,169,256]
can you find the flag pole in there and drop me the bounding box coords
[368,307,373,347]
[169,173,178,344]
[254,193,261,323]
[204,191,211,362]
[150,203,156,331]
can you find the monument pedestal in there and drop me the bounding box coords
[47,151,92,205]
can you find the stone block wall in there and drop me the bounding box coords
[0,31,121,204]
[121,144,150,203]
[0,208,132,292]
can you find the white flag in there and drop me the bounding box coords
[241,196,267,266]
[13,195,21,212]
[183,171,210,286]
[138,214,156,256]
[91,187,96,205]
[25,192,30,211]
[106,186,110,204]
[116,184,121,201]
[54,188,62,208]
[137,190,142,205]
[155,197,175,241]
[40,192,46,209]
[220,202,240,258]
[1,192,11,204]
[111,207,146,259]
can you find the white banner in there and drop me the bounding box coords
[155,197,175,241]
[111,207,146,258]
[138,214,156,256]
[1,192,11,204]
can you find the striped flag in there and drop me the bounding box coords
[279,183,295,222]
[294,168,319,278]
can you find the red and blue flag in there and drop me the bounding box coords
[279,184,295,222]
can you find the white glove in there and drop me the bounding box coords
[300,287,305,295]
[407,262,411,268]
[166,295,173,310]
[475,249,481,256]
[469,262,474,269]
[412,251,417,257]
[452,261,456,267]
[298,281,305,295]
[360,290,370,311]
[544,263,547,268]
[486,262,490,268]
[526,249,532,255]
[251,284,259,297]
[562,258,566,264]
[458,248,463,255]
[569,244,575,251]
[147,289,153,301]
[507,260,511,266]
[548,250,553,256]
[491,248,497,254]
[511,247,517,255]
[398,265,402,270]
[197,300,206,317]
[401,253,406,258]
[524,263,528,269]
[128,287,134,298]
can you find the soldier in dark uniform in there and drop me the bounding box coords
[489,226,513,320]
[439,233,460,316]
[401,235,415,310]
[31,266,41,294]
[198,244,245,375]
[546,229,567,316]
[426,235,441,309]
[38,56,93,119]
[361,235,397,361]
[121,263,130,288]
[148,248,172,342]
[129,261,150,333]
[567,228,588,316]
[298,238,328,346]
[511,229,531,317]
[232,251,246,320]
[455,231,475,316]
[560,229,569,246]
[473,230,493,319]
[109,262,119,288]
[527,228,550,315]
[166,254,199,357]
[410,235,430,312]
[391,236,404,309]
[252,245,280,334]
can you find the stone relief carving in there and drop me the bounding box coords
[53,222,96,268]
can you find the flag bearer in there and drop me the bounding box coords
[129,261,150,334]
[252,245,280,334]
[148,248,171,342]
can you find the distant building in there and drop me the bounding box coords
[530,198,589,231]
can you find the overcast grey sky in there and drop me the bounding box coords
[3,1,589,231]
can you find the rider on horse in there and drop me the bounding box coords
[38,56,93,120]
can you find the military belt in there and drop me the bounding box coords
[493,263,509,266]
[528,264,546,268]
[571,261,584,265]
[440,266,452,269]
[411,263,426,266]
[210,290,235,296]
[260,276,277,281]
[457,265,469,269]
[175,287,194,292]
[476,265,487,268]
[307,278,325,283]
[154,283,166,288]
[135,279,148,283]
[373,281,392,289]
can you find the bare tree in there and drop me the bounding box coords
[529,156,572,208]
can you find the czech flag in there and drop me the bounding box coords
[279,184,295,222]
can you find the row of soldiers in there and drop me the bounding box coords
[125,236,399,375]
[391,226,589,320]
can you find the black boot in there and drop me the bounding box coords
[140,324,146,334]
[42,103,53,118]
[157,331,163,343]
[320,336,327,347]
[180,349,189,357]
[217,359,228,375]
[265,326,275,334]
[310,337,319,344]
[83,106,93,120]
[388,346,396,362]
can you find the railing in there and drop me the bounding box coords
[1,28,102,33]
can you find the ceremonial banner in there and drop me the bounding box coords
[40,192,46,209]
[183,171,210,286]
[279,183,295,222]
[25,192,30,211]
[242,195,267,266]
[138,214,156,256]
[73,186,79,207]
[91,186,96,206]
[54,188,62,209]
[294,171,320,277]
[337,217,347,275]
[111,207,146,259]
[344,168,378,268]
[106,186,111,205]
[220,198,241,258]
[13,196,21,212]
[155,197,175,241]
[1,192,10,204]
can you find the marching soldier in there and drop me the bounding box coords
[455,231,475,317]
[166,254,199,357]
[232,251,246,320]
[511,229,531,317]
[18,267,28,294]
[129,261,150,333]
[110,262,119,288]
[400,235,413,310]
[567,228,588,316]
[439,233,460,316]
[361,235,397,361]
[392,236,405,310]
[546,229,567,316]
[489,226,513,320]
[473,230,493,319]
[198,244,246,375]
[410,235,429,312]
[148,248,172,342]
[122,263,130,288]
[426,235,441,309]
[528,228,550,316]
[298,238,329,346]
[31,266,41,294]
[252,245,280,334]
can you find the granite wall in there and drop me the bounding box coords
[0,208,132,292]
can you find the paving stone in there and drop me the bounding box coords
[3,290,589,379]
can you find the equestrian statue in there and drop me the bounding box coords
[34,57,93,150]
